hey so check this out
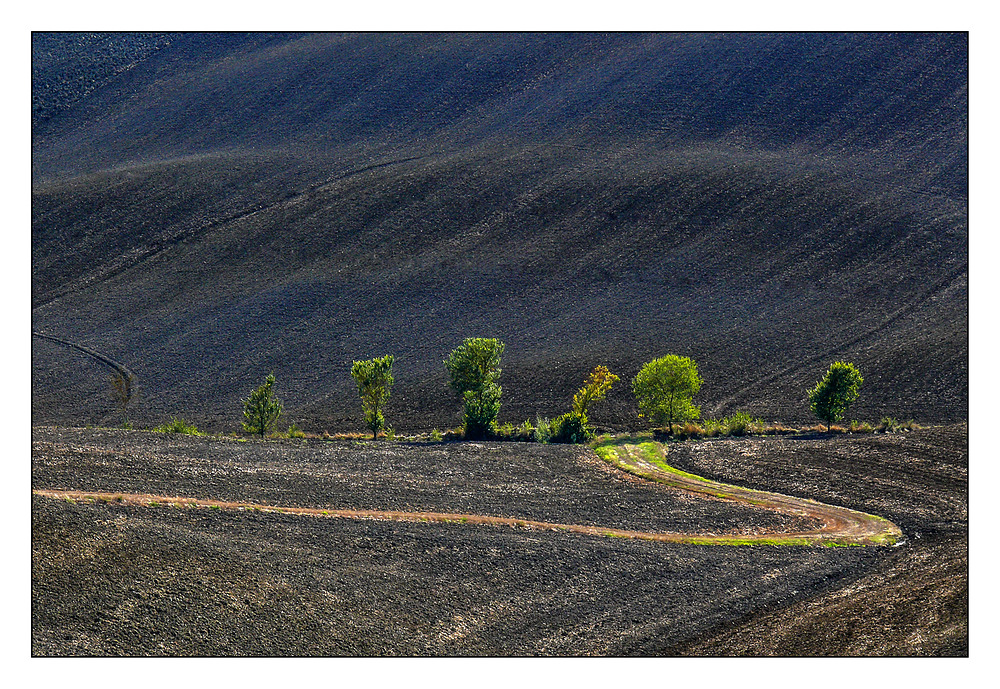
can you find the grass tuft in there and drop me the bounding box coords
[153,417,204,435]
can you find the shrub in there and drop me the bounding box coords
[429,428,444,442]
[808,361,863,431]
[351,355,395,440]
[724,411,761,437]
[633,355,702,433]
[550,412,590,444]
[878,417,919,433]
[518,419,535,439]
[534,416,553,443]
[878,416,899,432]
[153,417,203,435]
[702,418,724,438]
[673,422,705,440]
[242,373,283,437]
[849,420,873,433]
[286,421,306,438]
[445,338,505,440]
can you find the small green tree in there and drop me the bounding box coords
[351,355,395,440]
[632,355,702,433]
[808,361,863,431]
[445,337,505,440]
[109,370,137,429]
[242,372,283,437]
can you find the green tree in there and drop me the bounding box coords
[242,372,283,437]
[808,361,864,431]
[445,337,505,440]
[351,355,395,440]
[632,355,702,433]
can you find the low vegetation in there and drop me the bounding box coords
[152,417,203,435]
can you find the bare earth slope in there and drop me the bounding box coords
[31,33,967,433]
[31,424,966,656]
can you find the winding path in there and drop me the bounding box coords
[33,438,903,547]
[592,438,902,546]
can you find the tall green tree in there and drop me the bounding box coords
[632,355,702,433]
[351,355,395,440]
[445,337,505,440]
[242,373,283,437]
[808,361,864,431]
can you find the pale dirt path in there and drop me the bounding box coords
[32,440,903,547]
[595,440,902,546]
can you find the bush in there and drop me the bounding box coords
[550,412,590,444]
[242,373,283,437]
[153,417,203,435]
[702,418,724,438]
[673,422,705,440]
[849,420,874,433]
[286,421,306,438]
[534,416,553,443]
[878,417,919,433]
[518,419,535,439]
[724,411,761,436]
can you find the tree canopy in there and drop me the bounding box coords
[632,355,702,433]
[445,338,505,439]
[808,361,863,430]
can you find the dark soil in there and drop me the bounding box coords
[31,33,967,433]
[31,424,967,656]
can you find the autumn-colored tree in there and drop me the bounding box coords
[550,365,621,444]
[572,365,620,417]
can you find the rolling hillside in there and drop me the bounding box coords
[31,32,968,433]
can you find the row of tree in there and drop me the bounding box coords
[241,337,864,440]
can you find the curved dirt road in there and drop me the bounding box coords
[32,439,902,547]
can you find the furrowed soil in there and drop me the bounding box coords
[31,423,967,656]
